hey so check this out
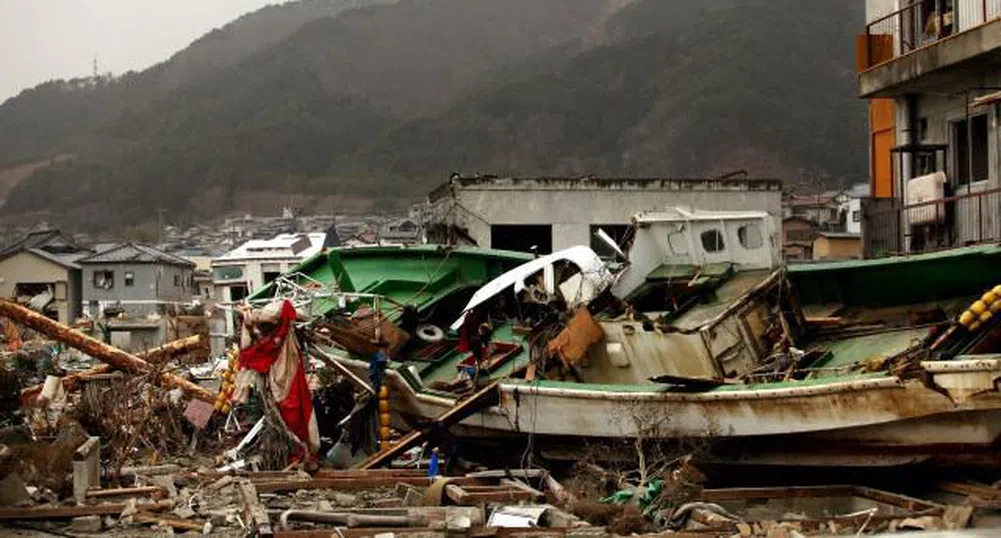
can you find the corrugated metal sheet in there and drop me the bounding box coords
[989,0,1001,20]
[957,0,985,31]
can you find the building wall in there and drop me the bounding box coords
[82,263,194,315]
[813,236,862,260]
[893,72,1001,246]
[0,251,78,323]
[429,178,783,252]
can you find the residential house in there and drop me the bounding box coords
[782,216,817,261]
[79,243,196,318]
[380,218,423,245]
[784,194,841,229]
[858,0,1001,255]
[0,229,88,323]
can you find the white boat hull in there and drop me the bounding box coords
[338,356,1001,453]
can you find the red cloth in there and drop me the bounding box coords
[239,301,314,458]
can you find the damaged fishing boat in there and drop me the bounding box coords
[253,208,1001,466]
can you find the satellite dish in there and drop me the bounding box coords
[595,228,627,261]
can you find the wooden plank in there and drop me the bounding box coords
[254,476,485,494]
[87,486,165,499]
[445,484,534,506]
[312,469,427,479]
[699,485,855,502]
[937,481,1001,500]
[0,300,212,401]
[133,513,207,531]
[500,479,546,501]
[0,501,172,520]
[356,380,500,469]
[238,479,273,537]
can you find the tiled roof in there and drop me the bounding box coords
[0,229,63,257]
[78,242,195,267]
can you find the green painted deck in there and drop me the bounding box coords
[252,245,532,319]
[813,328,930,369]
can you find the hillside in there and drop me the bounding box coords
[355,0,865,184]
[0,0,866,231]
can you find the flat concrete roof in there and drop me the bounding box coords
[429,176,783,201]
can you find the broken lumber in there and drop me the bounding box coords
[276,507,484,530]
[238,478,273,537]
[253,475,485,494]
[21,335,205,401]
[133,513,208,532]
[0,300,212,401]
[87,486,166,499]
[0,501,172,520]
[445,484,535,505]
[356,380,500,469]
[73,436,100,504]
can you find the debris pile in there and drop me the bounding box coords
[7,220,1001,536]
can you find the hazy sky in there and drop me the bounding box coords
[0,0,280,102]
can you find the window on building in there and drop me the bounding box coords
[589,225,631,259]
[93,270,114,290]
[852,210,861,223]
[263,271,282,284]
[737,224,763,250]
[229,285,249,302]
[173,274,180,287]
[954,114,988,185]
[490,225,553,255]
[213,266,244,281]
[124,271,135,287]
[700,229,725,253]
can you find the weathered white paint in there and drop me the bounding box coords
[332,354,1001,449]
[612,207,778,299]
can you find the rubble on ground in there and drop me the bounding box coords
[2,294,1001,537]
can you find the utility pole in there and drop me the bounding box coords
[156,208,166,246]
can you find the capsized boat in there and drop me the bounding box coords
[253,210,1001,466]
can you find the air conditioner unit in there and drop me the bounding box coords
[907,172,947,224]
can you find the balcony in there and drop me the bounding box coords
[862,186,1001,258]
[859,0,1001,98]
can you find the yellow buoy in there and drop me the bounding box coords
[981,310,993,323]
[972,301,988,315]
[983,291,998,305]
[960,310,977,327]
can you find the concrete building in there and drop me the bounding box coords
[210,232,325,353]
[79,243,196,317]
[858,0,1001,254]
[0,230,87,324]
[425,176,783,255]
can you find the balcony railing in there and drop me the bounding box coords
[863,0,1001,69]
[862,187,1001,258]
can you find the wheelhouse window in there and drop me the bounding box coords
[700,229,725,252]
[124,271,135,287]
[737,224,763,250]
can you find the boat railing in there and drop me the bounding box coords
[862,186,1001,258]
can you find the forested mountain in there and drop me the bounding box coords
[0,0,866,230]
